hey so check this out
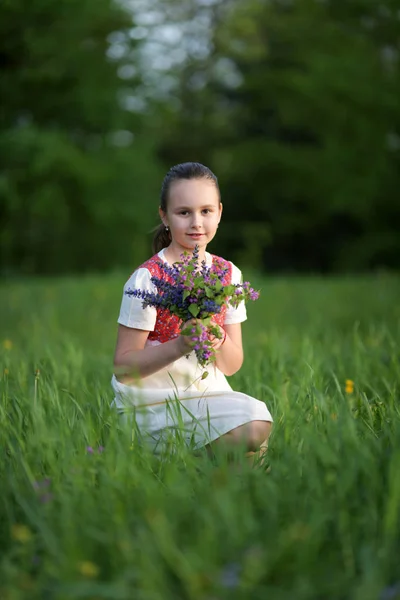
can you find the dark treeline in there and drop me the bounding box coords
[1,0,399,275]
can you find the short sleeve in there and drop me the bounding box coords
[224,263,247,325]
[117,268,157,330]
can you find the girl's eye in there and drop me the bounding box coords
[178,209,212,215]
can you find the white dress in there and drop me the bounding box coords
[111,248,272,452]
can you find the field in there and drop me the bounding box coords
[1,272,400,600]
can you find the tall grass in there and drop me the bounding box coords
[0,272,399,599]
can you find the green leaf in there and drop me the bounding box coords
[189,303,200,317]
[194,276,204,287]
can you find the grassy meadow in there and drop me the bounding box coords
[1,271,400,599]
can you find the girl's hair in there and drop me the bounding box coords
[152,162,220,253]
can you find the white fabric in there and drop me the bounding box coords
[112,249,271,452]
[118,267,157,330]
[224,262,247,324]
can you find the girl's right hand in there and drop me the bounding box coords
[178,319,199,353]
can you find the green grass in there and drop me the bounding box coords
[1,271,399,599]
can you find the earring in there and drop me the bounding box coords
[165,225,169,232]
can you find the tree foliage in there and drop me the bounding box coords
[1,0,399,274]
[0,0,163,274]
[154,0,400,271]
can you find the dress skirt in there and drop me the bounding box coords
[111,345,272,452]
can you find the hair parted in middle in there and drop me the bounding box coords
[152,162,220,253]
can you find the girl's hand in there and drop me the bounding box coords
[208,325,226,351]
[178,319,199,353]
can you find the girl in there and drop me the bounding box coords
[112,162,272,463]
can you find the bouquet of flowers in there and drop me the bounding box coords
[125,246,259,368]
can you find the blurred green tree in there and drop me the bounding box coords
[2,0,399,274]
[0,0,163,274]
[153,0,400,272]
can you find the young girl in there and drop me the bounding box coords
[111,162,272,463]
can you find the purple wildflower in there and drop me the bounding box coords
[39,493,53,504]
[381,583,400,600]
[33,478,53,504]
[220,562,241,589]
[87,445,104,454]
[33,478,51,490]
[203,299,221,313]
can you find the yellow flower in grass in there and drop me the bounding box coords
[3,368,9,376]
[11,524,32,543]
[3,339,13,350]
[78,561,99,578]
[345,379,354,394]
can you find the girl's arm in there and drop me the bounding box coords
[213,323,244,377]
[113,324,191,385]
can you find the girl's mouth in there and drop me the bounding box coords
[188,234,204,238]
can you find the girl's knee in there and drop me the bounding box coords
[226,420,272,452]
[211,419,272,453]
[248,420,272,451]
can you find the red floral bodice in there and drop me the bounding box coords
[134,253,232,343]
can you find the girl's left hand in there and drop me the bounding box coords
[208,325,226,350]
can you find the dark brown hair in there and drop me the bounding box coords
[152,162,220,253]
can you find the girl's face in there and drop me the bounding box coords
[160,179,222,255]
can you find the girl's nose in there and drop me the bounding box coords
[191,215,202,228]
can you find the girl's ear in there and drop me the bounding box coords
[158,206,167,227]
[218,202,223,223]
